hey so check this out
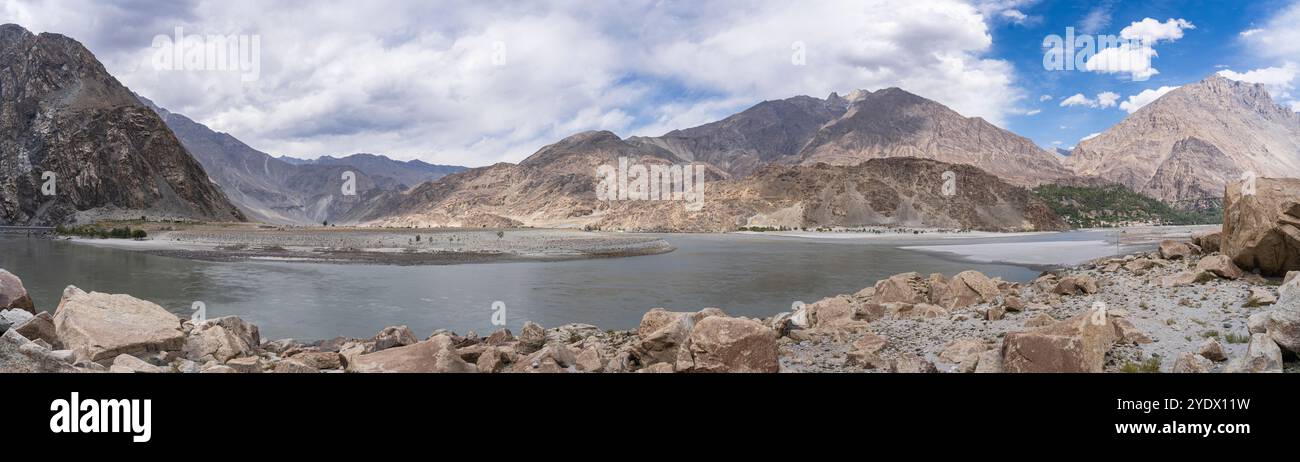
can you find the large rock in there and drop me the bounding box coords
[947,271,1000,309]
[871,272,929,305]
[53,286,185,362]
[803,296,858,327]
[1263,309,1300,354]
[1279,273,1300,306]
[346,335,475,373]
[938,338,988,364]
[1225,334,1283,373]
[372,325,418,351]
[675,317,779,373]
[1,329,79,372]
[1158,240,1196,260]
[1172,352,1213,373]
[1222,178,1300,276]
[0,269,35,313]
[515,321,546,354]
[14,311,59,348]
[109,354,171,373]
[1000,305,1116,373]
[183,316,261,362]
[1193,230,1222,254]
[1195,255,1244,280]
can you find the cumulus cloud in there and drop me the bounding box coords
[1118,86,1179,114]
[1218,63,1298,100]
[0,0,1028,167]
[1120,18,1195,44]
[1059,91,1118,108]
[1038,94,1052,101]
[1083,17,1193,81]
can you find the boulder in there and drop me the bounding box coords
[846,332,888,369]
[1110,317,1152,344]
[1225,334,1283,373]
[1281,273,1300,306]
[973,350,1002,373]
[1222,178,1300,276]
[871,272,929,305]
[575,345,604,372]
[1248,311,1271,334]
[183,316,261,362]
[273,359,318,373]
[484,328,514,346]
[1003,296,1025,312]
[637,362,675,373]
[1172,352,1213,373]
[631,313,695,366]
[1124,258,1158,275]
[675,317,779,373]
[200,365,237,373]
[1,329,78,372]
[1192,230,1222,254]
[938,338,988,364]
[1199,339,1227,362]
[475,347,510,373]
[288,351,342,370]
[1195,255,1244,280]
[1245,287,1277,307]
[948,271,1000,309]
[225,356,264,373]
[0,308,33,328]
[515,321,546,354]
[889,354,937,373]
[926,273,955,308]
[1024,312,1057,328]
[109,354,171,373]
[804,296,858,327]
[514,344,578,373]
[1001,305,1116,373]
[1052,275,1098,295]
[13,311,59,348]
[1161,270,1216,288]
[53,286,185,362]
[372,325,418,351]
[347,335,475,373]
[1263,309,1300,354]
[1158,240,1195,260]
[0,269,35,313]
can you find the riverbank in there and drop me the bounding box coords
[64,222,675,265]
[3,233,1296,373]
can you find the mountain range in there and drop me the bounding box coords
[2,23,1298,231]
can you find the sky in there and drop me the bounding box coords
[2,0,1297,166]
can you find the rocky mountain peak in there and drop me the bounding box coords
[0,23,243,224]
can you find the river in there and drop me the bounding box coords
[0,230,1147,340]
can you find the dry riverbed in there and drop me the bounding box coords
[65,222,675,265]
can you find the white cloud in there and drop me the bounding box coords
[1120,18,1195,44]
[1080,132,1101,142]
[0,0,1028,166]
[1096,91,1119,108]
[1059,91,1119,109]
[1239,2,1300,61]
[1085,43,1160,81]
[1024,109,1041,116]
[1118,86,1179,114]
[1038,94,1052,101]
[1218,63,1299,100]
[1083,18,1193,81]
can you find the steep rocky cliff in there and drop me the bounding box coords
[0,24,243,225]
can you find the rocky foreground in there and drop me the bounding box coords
[1,233,1297,373]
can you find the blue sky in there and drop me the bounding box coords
[989,0,1299,151]
[3,0,1298,166]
